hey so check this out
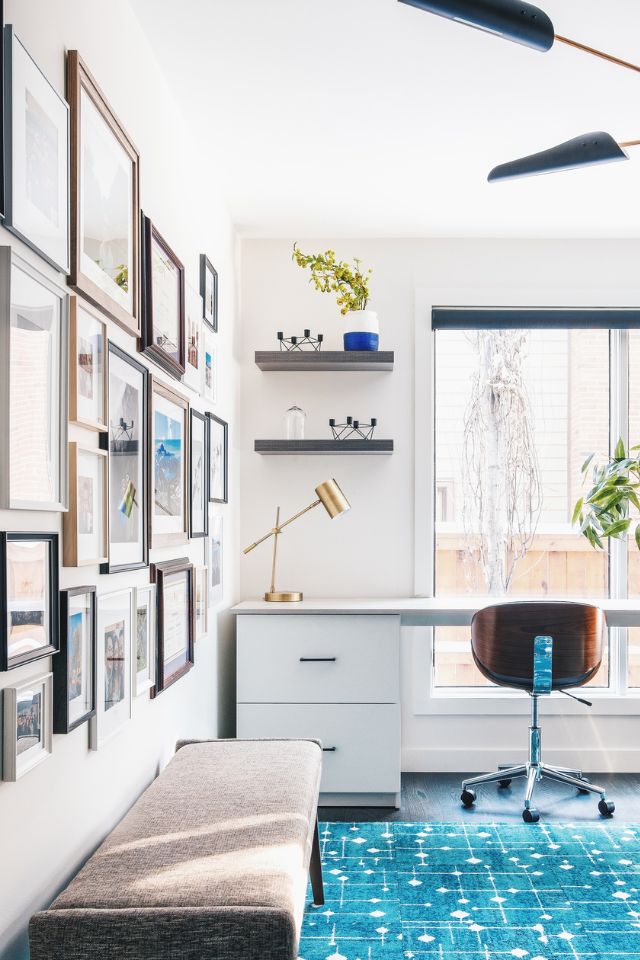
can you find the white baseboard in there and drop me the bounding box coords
[402,746,640,773]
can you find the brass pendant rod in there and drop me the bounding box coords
[619,139,640,148]
[270,506,280,594]
[554,34,640,74]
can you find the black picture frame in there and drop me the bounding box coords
[200,254,218,332]
[54,586,97,733]
[150,557,194,697]
[207,412,228,504]
[0,532,59,671]
[190,408,209,538]
[100,341,149,574]
[141,213,186,379]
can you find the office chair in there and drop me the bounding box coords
[460,601,615,823]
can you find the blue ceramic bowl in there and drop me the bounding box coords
[344,332,379,351]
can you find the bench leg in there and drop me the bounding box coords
[309,817,325,906]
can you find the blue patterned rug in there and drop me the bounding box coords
[300,821,640,959]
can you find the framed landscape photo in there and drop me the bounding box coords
[200,254,218,331]
[208,515,223,605]
[151,558,194,696]
[207,413,228,504]
[63,443,108,567]
[183,284,203,393]
[69,297,107,431]
[141,214,185,378]
[54,587,96,733]
[101,342,148,573]
[90,588,132,750]
[133,584,155,697]
[150,378,189,548]
[67,51,140,336]
[190,409,208,538]
[0,249,69,512]
[3,672,53,781]
[0,532,59,671]
[202,325,216,404]
[3,26,70,272]
[195,565,208,641]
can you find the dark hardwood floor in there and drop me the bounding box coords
[320,772,640,822]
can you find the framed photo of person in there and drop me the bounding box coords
[195,565,208,641]
[200,254,218,332]
[0,249,69,512]
[67,51,140,336]
[190,409,208,538]
[90,588,132,750]
[63,443,108,567]
[3,26,70,272]
[101,342,148,574]
[149,378,189,548]
[202,325,216,404]
[208,514,223,605]
[133,584,155,697]
[151,558,194,695]
[183,284,203,394]
[3,672,53,781]
[141,214,185,379]
[207,413,228,504]
[69,297,107,431]
[0,532,59,671]
[54,586,96,733]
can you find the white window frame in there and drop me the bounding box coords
[413,285,640,715]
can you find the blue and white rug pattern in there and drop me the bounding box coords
[300,821,640,959]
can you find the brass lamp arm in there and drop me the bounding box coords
[242,498,321,554]
[554,34,640,74]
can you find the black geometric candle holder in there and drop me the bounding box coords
[277,330,324,352]
[329,417,377,440]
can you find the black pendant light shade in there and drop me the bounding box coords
[488,132,629,182]
[397,0,554,51]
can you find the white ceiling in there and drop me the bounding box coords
[133,0,640,238]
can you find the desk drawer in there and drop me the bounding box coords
[237,615,400,704]
[237,702,400,794]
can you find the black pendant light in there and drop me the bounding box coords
[488,133,630,182]
[397,0,554,51]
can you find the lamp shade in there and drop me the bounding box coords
[315,479,351,519]
[488,132,628,182]
[397,0,554,52]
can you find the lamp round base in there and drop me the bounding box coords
[264,591,303,602]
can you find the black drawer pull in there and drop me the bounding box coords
[322,746,337,752]
[299,657,337,662]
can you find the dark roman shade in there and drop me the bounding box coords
[432,307,640,330]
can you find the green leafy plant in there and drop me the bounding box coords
[292,243,372,315]
[114,263,129,292]
[573,438,640,550]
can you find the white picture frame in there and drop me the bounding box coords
[183,283,204,394]
[90,588,132,750]
[133,584,156,697]
[3,672,53,781]
[195,564,208,640]
[208,514,223,606]
[202,325,217,404]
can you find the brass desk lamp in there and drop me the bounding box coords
[243,478,350,601]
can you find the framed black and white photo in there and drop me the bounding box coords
[208,515,223,605]
[183,284,203,394]
[202,324,216,404]
[101,342,148,573]
[195,565,208,641]
[90,588,132,749]
[0,532,59,671]
[63,443,108,567]
[133,584,155,697]
[67,52,140,337]
[69,297,107,431]
[3,672,53,781]
[150,378,189,548]
[207,413,228,504]
[54,587,96,734]
[2,27,69,271]
[141,214,185,379]
[0,249,69,512]
[190,409,208,538]
[200,254,218,331]
[151,558,194,696]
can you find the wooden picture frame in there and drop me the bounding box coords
[149,377,189,548]
[63,443,108,567]
[90,587,132,750]
[200,254,218,332]
[151,557,194,696]
[141,214,185,379]
[67,51,140,337]
[0,532,59,671]
[54,586,96,733]
[101,342,149,574]
[69,297,108,431]
[207,413,228,504]
[133,583,156,697]
[3,672,53,781]
[190,409,208,538]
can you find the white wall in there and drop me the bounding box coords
[0,3,239,957]
[240,238,640,776]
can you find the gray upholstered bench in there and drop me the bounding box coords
[29,738,324,960]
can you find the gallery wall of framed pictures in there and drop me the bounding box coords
[0,19,230,782]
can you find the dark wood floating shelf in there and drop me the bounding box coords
[255,351,394,372]
[255,439,394,455]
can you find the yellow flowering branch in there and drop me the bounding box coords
[292,243,372,315]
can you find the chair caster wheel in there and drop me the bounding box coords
[578,778,591,795]
[461,789,476,808]
[598,799,615,817]
[523,807,540,823]
[498,779,512,788]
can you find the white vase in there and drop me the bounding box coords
[343,310,379,351]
